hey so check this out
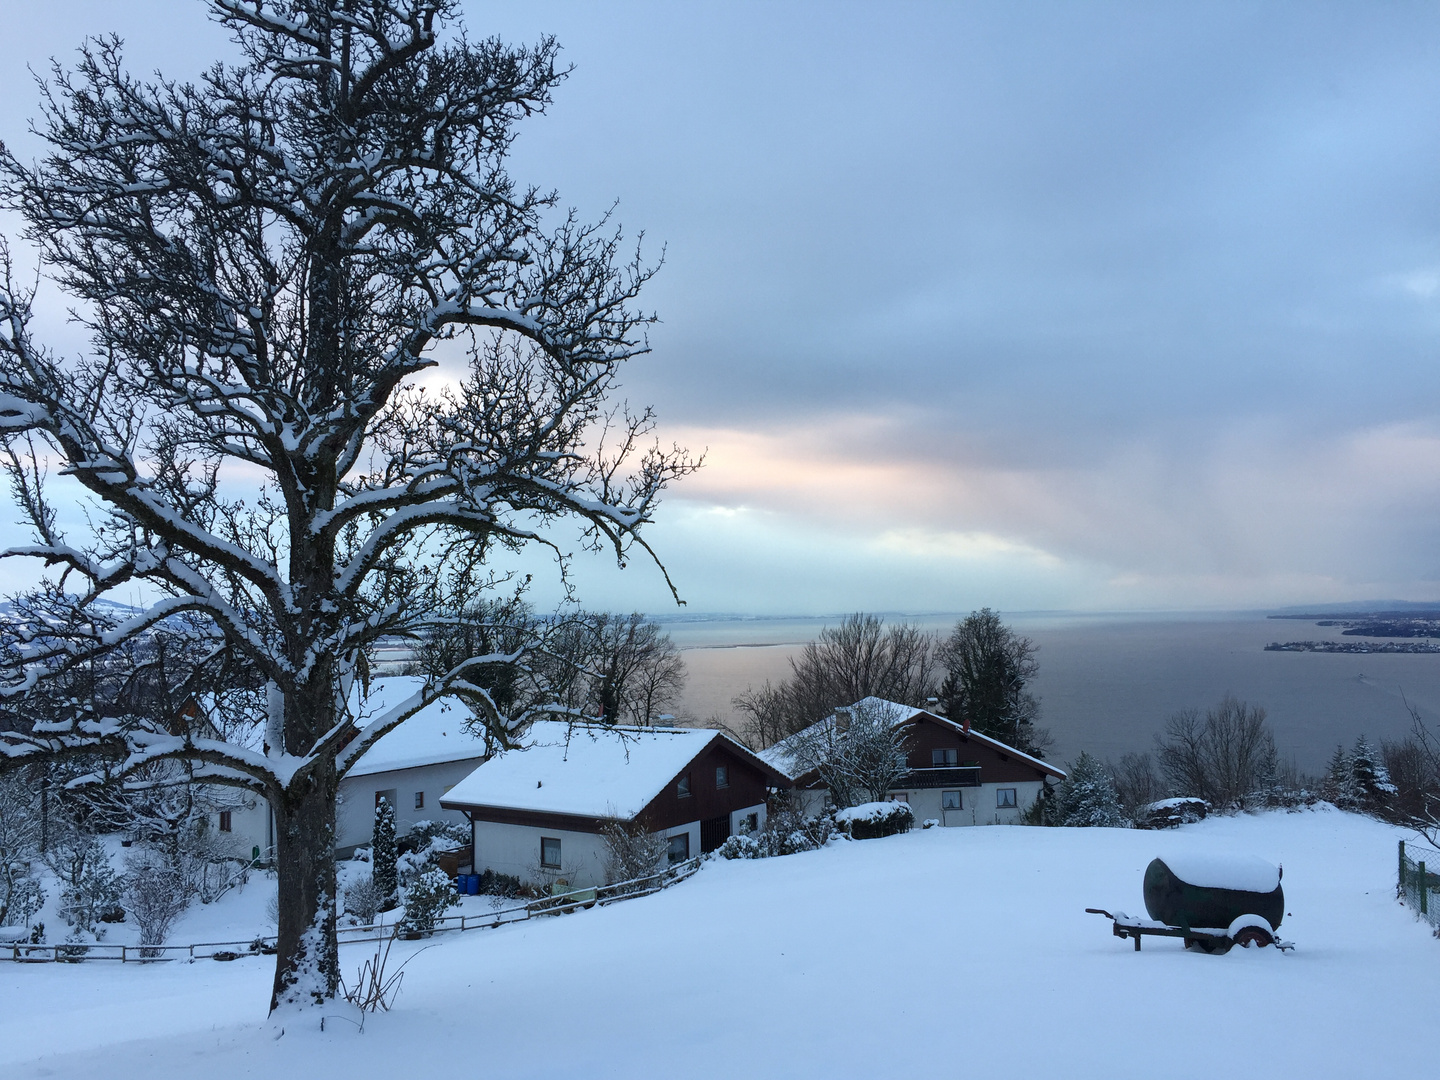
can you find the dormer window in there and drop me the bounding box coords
[677,773,691,798]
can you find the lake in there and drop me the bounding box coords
[659,611,1440,774]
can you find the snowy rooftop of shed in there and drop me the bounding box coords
[345,677,490,778]
[440,721,721,819]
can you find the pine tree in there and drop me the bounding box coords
[1324,745,1353,808]
[372,799,398,912]
[1350,735,1395,811]
[1055,752,1128,828]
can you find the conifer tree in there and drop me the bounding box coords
[1055,752,1127,828]
[1349,735,1395,811]
[1324,745,1354,808]
[372,798,397,912]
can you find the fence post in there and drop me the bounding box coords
[1422,861,1429,917]
[1399,840,1406,895]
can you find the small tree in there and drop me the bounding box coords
[398,867,457,936]
[600,818,667,889]
[1322,744,1354,807]
[123,846,189,957]
[1349,735,1394,811]
[733,614,939,748]
[372,799,398,912]
[789,698,909,809]
[1055,752,1127,828]
[342,873,382,926]
[1154,696,1277,809]
[1109,751,1162,822]
[0,773,45,925]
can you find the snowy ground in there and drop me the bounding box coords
[3,807,1437,1079]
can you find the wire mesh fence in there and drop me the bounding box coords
[1398,840,1440,933]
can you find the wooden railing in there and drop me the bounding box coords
[0,857,703,964]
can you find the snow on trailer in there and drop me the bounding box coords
[1088,854,1294,954]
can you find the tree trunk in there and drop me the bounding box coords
[270,761,340,1013]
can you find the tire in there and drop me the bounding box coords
[1232,926,1273,949]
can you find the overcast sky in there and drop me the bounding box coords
[2,1,1440,615]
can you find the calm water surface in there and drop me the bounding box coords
[660,611,1440,774]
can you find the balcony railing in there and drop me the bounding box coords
[899,765,981,788]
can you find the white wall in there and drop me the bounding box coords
[337,757,485,852]
[792,782,1045,826]
[472,820,612,889]
[888,781,1045,826]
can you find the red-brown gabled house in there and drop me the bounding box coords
[439,721,791,888]
[761,698,1066,826]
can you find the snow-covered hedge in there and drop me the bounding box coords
[835,801,913,840]
[1137,797,1209,830]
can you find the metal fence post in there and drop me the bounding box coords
[1422,861,1429,917]
[1399,840,1405,895]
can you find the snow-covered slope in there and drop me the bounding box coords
[4,808,1438,1079]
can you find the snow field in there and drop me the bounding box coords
[2,806,1437,1079]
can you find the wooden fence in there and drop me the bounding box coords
[1,857,703,964]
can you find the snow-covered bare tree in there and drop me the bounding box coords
[0,0,692,1011]
[788,698,909,809]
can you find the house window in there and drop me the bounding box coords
[540,836,562,869]
[941,791,961,811]
[218,811,233,832]
[715,765,729,789]
[740,812,759,834]
[893,751,908,770]
[667,833,690,864]
[414,791,424,810]
[887,792,909,804]
[677,773,691,798]
[996,788,1017,808]
[932,748,959,767]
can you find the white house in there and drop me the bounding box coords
[335,677,492,853]
[440,722,791,889]
[761,698,1067,825]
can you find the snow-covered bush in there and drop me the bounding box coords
[396,822,469,885]
[398,820,469,856]
[1055,752,1128,828]
[716,795,836,860]
[123,847,188,957]
[922,818,940,829]
[344,872,382,926]
[399,868,458,936]
[477,869,524,897]
[373,799,398,911]
[351,846,372,863]
[1136,797,1209,829]
[835,800,914,840]
[716,833,763,860]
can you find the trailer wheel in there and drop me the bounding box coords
[1232,926,1273,949]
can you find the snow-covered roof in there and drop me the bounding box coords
[345,677,490,778]
[760,697,1067,781]
[440,721,730,819]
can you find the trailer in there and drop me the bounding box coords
[1085,907,1293,953]
[1088,854,1295,954]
